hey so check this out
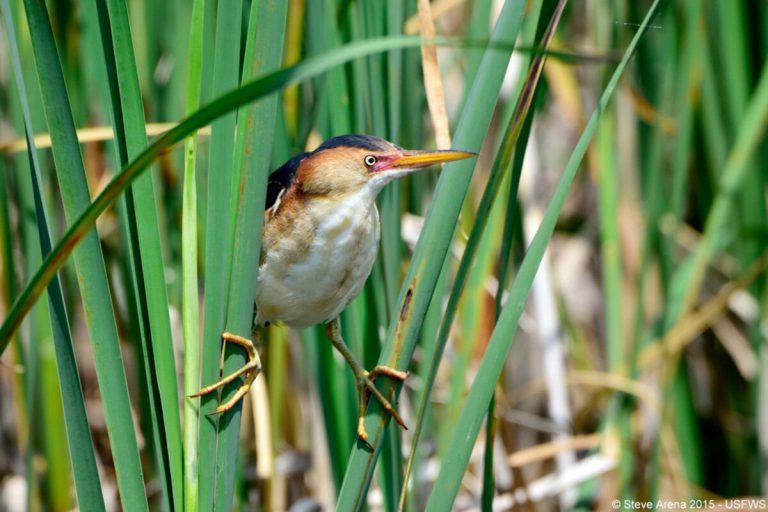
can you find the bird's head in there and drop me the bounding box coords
[296,134,477,197]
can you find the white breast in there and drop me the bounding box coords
[255,187,380,328]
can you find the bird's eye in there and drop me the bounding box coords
[364,155,377,167]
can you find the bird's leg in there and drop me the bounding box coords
[192,331,262,414]
[325,317,408,443]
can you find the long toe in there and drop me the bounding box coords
[208,372,256,415]
[369,365,408,382]
[360,376,407,430]
[192,359,259,398]
[357,417,370,445]
[195,330,261,404]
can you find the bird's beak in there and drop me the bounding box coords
[389,149,477,170]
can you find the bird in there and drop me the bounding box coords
[194,134,477,442]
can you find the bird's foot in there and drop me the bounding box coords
[324,318,408,444]
[355,365,409,444]
[191,332,261,414]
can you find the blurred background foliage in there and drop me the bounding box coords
[0,0,767,510]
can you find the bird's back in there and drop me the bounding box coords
[265,152,308,212]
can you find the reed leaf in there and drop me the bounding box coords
[182,0,206,510]
[195,0,244,508]
[336,2,527,508]
[90,0,183,506]
[425,1,665,507]
[213,1,289,508]
[17,0,148,507]
[1,2,104,508]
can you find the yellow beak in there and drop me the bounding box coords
[390,149,477,169]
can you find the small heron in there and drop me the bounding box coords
[195,134,476,442]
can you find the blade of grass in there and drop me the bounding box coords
[380,8,408,506]
[91,0,183,506]
[654,5,702,496]
[481,3,545,507]
[39,340,72,509]
[162,0,190,125]
[592,6,638,492]
[336,2,528,508]
[424,1,664,507]
[196,0,244,509]
[24,256,41,512]
[83,32,161,504]
[668,0,702,225]
[20,97,106,512]
[710,1,765,312]
[1,4,105,509]
[5,71,40,509]
[458,0,493,120]
[266,324,287,509]
[400,4,425,167]
[18,0,148,508]
[0,169,16,307]
[213,1,288,508]
[183,0,206,510]
[381,0,404,314]
[3,14,43,509]
[597,115,622,370]
[485,114,533,509]
[401,253,452,512]
[699,34,728,182]
[400,1,556,504]
[355,3,404,508]
[622,4,683,499]
[282,0,305,138]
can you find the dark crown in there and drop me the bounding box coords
[315,134,393,153]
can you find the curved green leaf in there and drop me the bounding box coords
[0,35,434,350]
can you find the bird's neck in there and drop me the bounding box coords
[296,178,374,208]
[301,184,378,224]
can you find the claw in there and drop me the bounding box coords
[194,332,261,413]
[359,370,408,432]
